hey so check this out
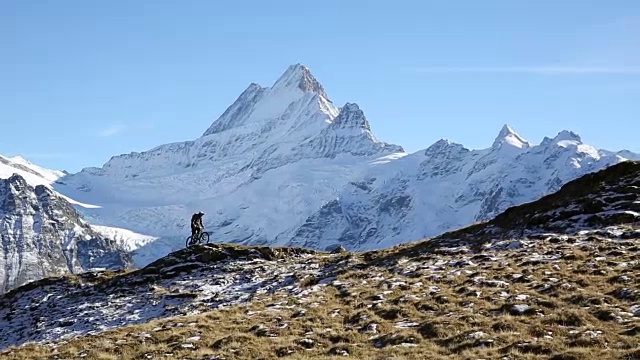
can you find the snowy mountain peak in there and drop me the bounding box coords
[331,102,370,130]
[552,129,583,144]
[341,102,361,112]
[616,150,640,161]
[1,154,65,183]
[425,139,458,153]
[423,139,469,158]
[202,82,268,136]
[492,124,532,149]
[8,155,29,164]
[202,64,334,137]
[272,63,328,99]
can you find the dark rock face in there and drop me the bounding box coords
[0,174,134,293]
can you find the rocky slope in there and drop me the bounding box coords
[0,174,135,293]
[0,161,638,359]
[285,127,640,251]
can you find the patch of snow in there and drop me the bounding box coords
[394,320,420,328]
[90,225,158,252]
[511,304,531,315]
[0,251,336,350]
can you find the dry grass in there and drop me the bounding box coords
[2,231,638,360]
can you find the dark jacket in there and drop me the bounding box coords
[191,213,204,228]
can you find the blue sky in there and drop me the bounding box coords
[1,0,639,172]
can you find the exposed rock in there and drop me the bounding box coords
[0,174,133,293]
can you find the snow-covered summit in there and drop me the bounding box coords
[81,63,397,183]
[553,129,582,143]
[202,63,333,137]
[615,149,640,161]
[0,154,65,186]
[271,63,329,98]
[0,154,98,209]
[492,124,532,150]
[332,103,370,130]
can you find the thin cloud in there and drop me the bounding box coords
[415,66,640,75]
[98,123,127,137]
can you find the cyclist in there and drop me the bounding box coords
[190,211,204,241]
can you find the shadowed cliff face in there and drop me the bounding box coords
[0,174,134,293]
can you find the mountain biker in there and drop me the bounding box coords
[190,211,204,241]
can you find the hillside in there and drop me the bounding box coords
[1,161,638,359]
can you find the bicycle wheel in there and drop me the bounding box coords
[185,236,193,247]
[201,232,210,244]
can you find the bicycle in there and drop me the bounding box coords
[185,230,210,247]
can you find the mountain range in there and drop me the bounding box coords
[284,125,640,252]
[1,160,638,359]
[1,63,639,291]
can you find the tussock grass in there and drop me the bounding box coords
[2,229,638,360]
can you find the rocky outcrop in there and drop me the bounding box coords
[0,174,134,293]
